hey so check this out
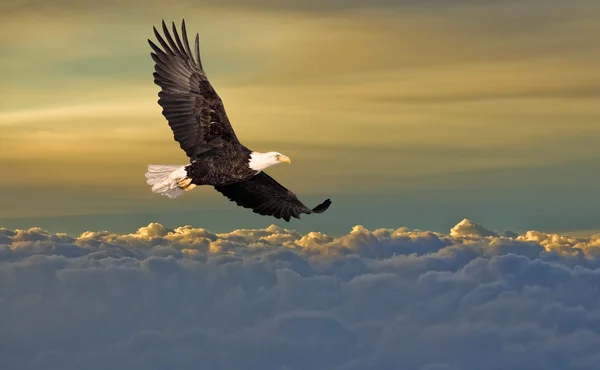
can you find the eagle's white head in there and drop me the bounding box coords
[249,151,291,171]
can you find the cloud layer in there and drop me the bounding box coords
[2,219,600,369]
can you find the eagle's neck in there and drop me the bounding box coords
[248,151,277,172]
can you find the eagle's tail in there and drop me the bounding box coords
[145,165,195,199]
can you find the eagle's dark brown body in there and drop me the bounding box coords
[186,145,255,187]
[148,19,331,221]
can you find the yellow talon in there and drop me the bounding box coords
[178,178,195,190]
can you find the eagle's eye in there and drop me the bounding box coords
[275,154,281,160]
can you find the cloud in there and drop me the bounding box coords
[2,0,600,204]
[0,0,521,14]
[3,0,594,15]
[2,219,600,369]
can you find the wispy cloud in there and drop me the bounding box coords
[1,219,600,369]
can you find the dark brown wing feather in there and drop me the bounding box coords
[214,173,332,222]
[148,19,239,160]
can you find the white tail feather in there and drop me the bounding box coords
[145,165,193,199]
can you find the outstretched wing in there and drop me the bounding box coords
[149,19,239,160]
[214,173,332,222]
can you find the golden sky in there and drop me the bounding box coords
[1,0,599,235]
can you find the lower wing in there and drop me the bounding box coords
[214,172,331,221]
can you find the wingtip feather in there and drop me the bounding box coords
[195,33,203,70]
[312,199,332,214]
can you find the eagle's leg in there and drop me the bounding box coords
[178,178,196,191]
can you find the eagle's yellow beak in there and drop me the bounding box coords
[279,155,291,164]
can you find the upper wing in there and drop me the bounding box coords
[214,172,332,221]
[148,19,239,160]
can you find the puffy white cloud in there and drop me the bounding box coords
[450,218,498,238]
[2,219,600,369]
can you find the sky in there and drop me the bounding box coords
[1,0,600,236]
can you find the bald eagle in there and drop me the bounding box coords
[144,20,332,222]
